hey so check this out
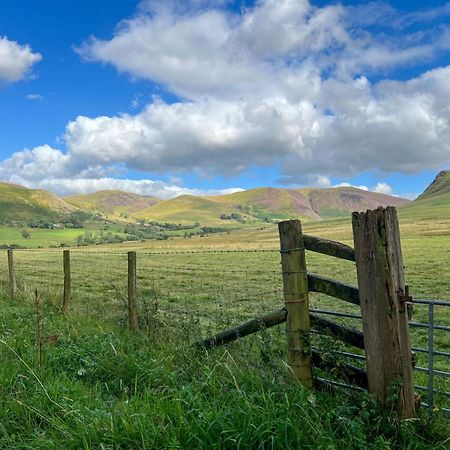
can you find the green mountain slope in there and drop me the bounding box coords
[0,182,77,223]
[207,187,321,221]
[399,170,450,220]
[134,195,244,225]
[417,170,450,200]
[135,186,409,225]
[304,186,409,218]
[0,181,414,227]
[66,190,160,217]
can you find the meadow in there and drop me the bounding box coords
[0,211,449,448]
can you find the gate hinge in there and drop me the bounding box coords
[398,285,413,320]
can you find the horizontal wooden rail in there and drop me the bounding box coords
[196,308,287,350]
[312,349,368,389]
[197,308,364,351]
[308,273,360,305]
[303,234,355,261]
[310,314,364,350]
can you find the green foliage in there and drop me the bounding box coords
[76,231,125,246]
[21,228,31,240]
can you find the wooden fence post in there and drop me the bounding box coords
[352,206,415,418]
[7,249,17,298]
[278,219,312,387]
[62,250,71,313]
[128,251,139,332]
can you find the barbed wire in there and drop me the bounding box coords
[11,248,280,256]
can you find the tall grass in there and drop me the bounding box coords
[0,289,448,449]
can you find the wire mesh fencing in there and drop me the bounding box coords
[1,247,448,413]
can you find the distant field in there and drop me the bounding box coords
[0,226,85,248]
[0,221,130,248]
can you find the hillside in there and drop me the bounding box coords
[399,170,450,220]
[207,188,321,221]
[133,195,243,225]
[0,181,77,223]
[65,190,160,217]
[417,170,450,200]
[136,186,409,224]
[305,186,409,218]
[0,181,412,226]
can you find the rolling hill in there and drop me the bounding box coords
[0,180,413,226]
[135,186,409,224]
[133,195,242,225]
[399,170,450,219]
[0,182,77,223]
[65,190,160,218]
[305,186,409,218]
[206,188,321,221]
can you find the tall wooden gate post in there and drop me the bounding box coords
[352,207,415,418]
[7,249,17,299]
[128,251,139,332]
[62,250,71,313]
[278,220,312,387]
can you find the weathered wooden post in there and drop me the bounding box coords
[352,206,415,418]
[128,251,139,332]
[62,250,71,313]
[7,249,17,298]
[278,219,312,387]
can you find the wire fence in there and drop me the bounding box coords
[1,248,449,413]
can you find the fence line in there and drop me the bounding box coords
[1,208,449,416]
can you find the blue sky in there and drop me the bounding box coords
[1,0,449,199]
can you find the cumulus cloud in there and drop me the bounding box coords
[36,177,243,198]
[67,0,450,185]
[62,65,450,182]
[0,36,42,83]
[64,97,322,175]
[3,0,450,195]
[0,145,243,198]
[333,181,394,196]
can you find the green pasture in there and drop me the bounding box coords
[0,210,448,448]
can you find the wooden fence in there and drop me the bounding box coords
[4,206,417,418]
[197,206,416,419]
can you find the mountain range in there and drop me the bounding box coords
[0,170,448,226]
[68,185,409,224]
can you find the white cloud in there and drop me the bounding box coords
[26,93,44,101]
[64,97,322,175]
[335,182,369,191]
[62,65,450,182]
[0,145,243,199]
[78,0,445,100]
[3,1,450,196]
[373,182,393,195]
[67,0,450,185]
[38,177,243,198]
[333,181,394,196]
[0,36,42,83]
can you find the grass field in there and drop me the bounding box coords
[0,210,449,448]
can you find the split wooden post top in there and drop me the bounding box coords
[352,206,415,419]
[278,219,312,388]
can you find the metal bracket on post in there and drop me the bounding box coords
[398,285,413,320]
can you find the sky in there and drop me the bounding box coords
[1,0,450,200]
